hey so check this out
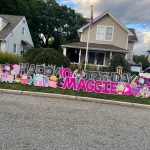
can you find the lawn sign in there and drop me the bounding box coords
[0,63,150,98]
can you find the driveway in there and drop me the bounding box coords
[0,93,150,150]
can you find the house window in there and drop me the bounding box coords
[13,44,17,53]
[1,41,6,50]
[96,25,114,41]
[88,52,95,64]
[97,53,105,65]
[22,27,25,36]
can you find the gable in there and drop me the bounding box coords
[80,14,129,49]
[78,11,133,36]
[0,17,8,31]
[0,14,24,40]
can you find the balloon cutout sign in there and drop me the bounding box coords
[0,63,150,98]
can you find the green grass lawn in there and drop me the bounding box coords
[0,82,150,105]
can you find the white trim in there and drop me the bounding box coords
[110,52,112,59]
[80,32,83,41]
[63,47,67,56]
[78,11,133,36]
[126,36,128,50]
[103,52,106,65]
[78,49,81,64]
[61,45,130,53]
[94,53,97,65]
[96,25,114,41]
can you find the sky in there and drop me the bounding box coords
[56,0,150,56]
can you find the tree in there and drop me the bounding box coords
[23,48,70,67]
[108,53,130,73]
[133,55,149,70]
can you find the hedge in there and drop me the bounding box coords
[23,48,70,67]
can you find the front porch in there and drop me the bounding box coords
[62,42,130,70]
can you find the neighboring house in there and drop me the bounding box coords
[0,14,34,55]
[62,11,138,68]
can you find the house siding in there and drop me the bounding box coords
[5,17,33,55]
[127,42,134,60]
[80,15,128,50]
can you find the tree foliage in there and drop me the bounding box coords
[108,53,130,73]
[23,48,70,67]
[0,0,88,49]
[133,55,149,70]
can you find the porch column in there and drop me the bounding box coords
[78,49,81,64]
[63,47,67,56]
[125,54,127,60]
[104,52,106,66]
[110,52,112,59]
[94,52,97,65]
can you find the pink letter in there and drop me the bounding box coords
[110,82,118,94]
[62,77,77,90]
[94,81,102,93]
[63,68,72,78]
[77,79,86,92]
[102,81,110,94]
[86,79,95,92]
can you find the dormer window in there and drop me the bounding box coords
[96,25,114,41]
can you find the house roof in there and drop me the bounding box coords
[0,14,24,40]
[78,10,133,36]
[62,42,130,53]
[128,28,138,42]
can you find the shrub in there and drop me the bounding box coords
[108,53,130,73]
[23,48,70,67]
[0,51,24,64]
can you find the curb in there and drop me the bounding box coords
[22,91,77,100]
[0,89,150,109]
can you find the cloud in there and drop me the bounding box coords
[134,31,150,55]
[70,0,150,25]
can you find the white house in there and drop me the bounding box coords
[0,14,34,55]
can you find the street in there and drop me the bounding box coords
[0,93,150,150]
